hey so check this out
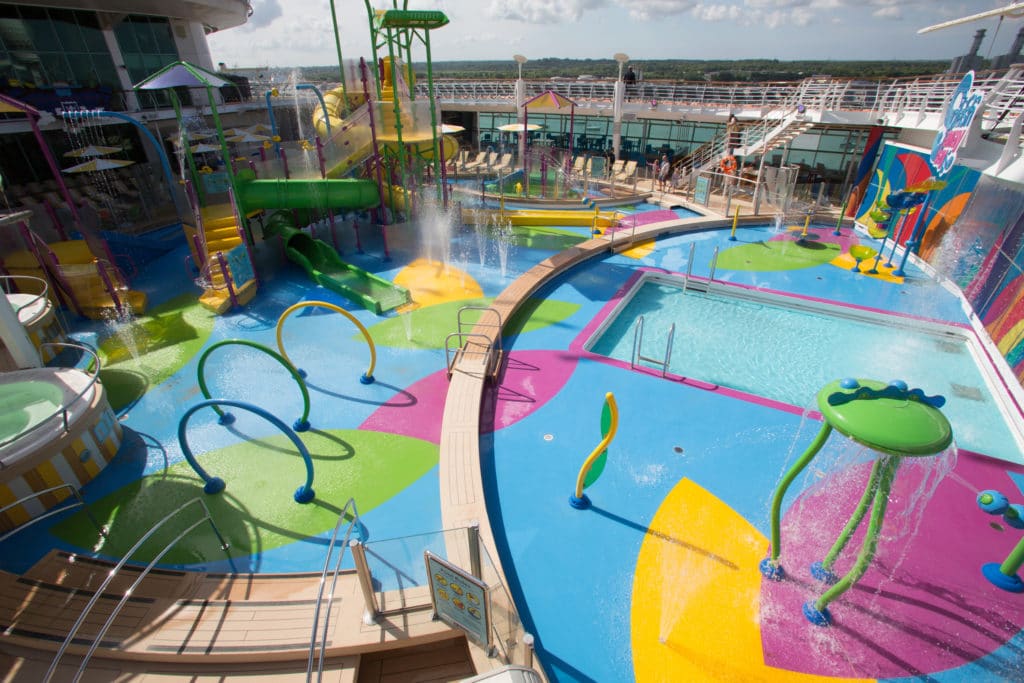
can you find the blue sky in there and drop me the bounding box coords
[207,1,1024,69]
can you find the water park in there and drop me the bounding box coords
[3,2,1024,682]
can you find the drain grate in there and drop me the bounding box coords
[950,383,984,401]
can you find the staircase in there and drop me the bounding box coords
[184,203,258,315]
[0,549,471,681]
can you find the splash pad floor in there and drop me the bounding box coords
[0,214,1022,682]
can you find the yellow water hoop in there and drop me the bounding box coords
[276,301,377,383]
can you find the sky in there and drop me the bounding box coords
[206,1,1024,70]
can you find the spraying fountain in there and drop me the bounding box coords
[760,377,953,626]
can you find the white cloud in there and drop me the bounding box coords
[486,0,609,23]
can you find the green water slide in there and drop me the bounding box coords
[262,210,410,315]
[234,172,410,315]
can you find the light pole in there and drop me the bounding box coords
[514,54,528,168]
[613,52,630,162]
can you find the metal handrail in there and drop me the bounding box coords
[457,305,503,355]
[445,331,496,377]
[0,342,102,453]
[631,315,675,378]
[630,315,645,371]
[45,497,231,683]
[0,274,49,317]
[307,497,362,682]
[0,483,106,543]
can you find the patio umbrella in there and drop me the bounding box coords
[190,142,223,154]
[64,144,123,158]
[62,158,135,174]
[497,123,544,133]
[227,132,271,143]
[246,123,273,133]
[438,123,465,134]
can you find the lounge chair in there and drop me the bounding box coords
[609,160,624,178]
[461,151,488,172]
[571,156,585,175]
[491,153,513,175]
[615,160,638,183]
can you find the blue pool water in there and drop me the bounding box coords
[588,275,1023,463]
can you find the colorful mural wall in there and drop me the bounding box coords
[855,141,1024,382]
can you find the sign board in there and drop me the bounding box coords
[202,171,231,195]
[928,70,982,178]
[224,244,255,287]
[694,175,711,205]
[425,552,490,647]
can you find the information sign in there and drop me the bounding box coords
[425,552,490,647]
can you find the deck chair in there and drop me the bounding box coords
[491,153,513,175]
[609,160,624,179]
[615,160,638,183]
[461,151,488,172]
[571,156,585,175]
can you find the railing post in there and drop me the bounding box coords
[709,246,719,282]
[523,632,535,668]
[468,522,482,579]
[350,539,379,624]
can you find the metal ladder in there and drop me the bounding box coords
[630,315,675,378]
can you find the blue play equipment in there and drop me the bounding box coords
[976,489,1024,592]
[177,398,316,503]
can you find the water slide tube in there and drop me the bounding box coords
[262,210,410,315]
[233,171,380,213]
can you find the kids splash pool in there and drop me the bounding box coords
[586,272,1024,463]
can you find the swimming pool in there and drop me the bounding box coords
[586,272,1024,463]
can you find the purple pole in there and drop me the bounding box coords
[280,148,291,180]
[95,258,123,317]
[216,251,239,310]
[42,199,68,241]
[360,58,388,229]
[315,136,327,178]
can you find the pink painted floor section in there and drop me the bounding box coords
[760,450,1024,679]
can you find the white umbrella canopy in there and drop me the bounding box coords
[438,123,465,134]
[62,158,136,174]
[189,142,223,153]
[226,132,270,143]
[64,144,123,158]
[497,123,543,132]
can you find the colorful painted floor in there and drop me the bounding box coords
[3,209,1023,682]
[483,224,1024,682]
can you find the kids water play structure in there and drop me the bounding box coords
[7,2,1024,682]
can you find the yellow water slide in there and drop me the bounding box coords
[3,240,146,320]
[312,59,458,183]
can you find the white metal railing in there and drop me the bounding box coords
[307,497,362,683]
[0,342,101,453]
[45,497,231,683]
[419,70,1024,125]
[0,274,49,317]
[0,483,106,543]
[445,305,504,380]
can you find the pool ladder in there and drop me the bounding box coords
[631,315,675,378]
[445,305,504,381]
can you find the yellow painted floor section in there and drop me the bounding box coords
[619,239,656,260]
[394,258,483,308]
[631,478,870,683]
[830,253,905,284]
